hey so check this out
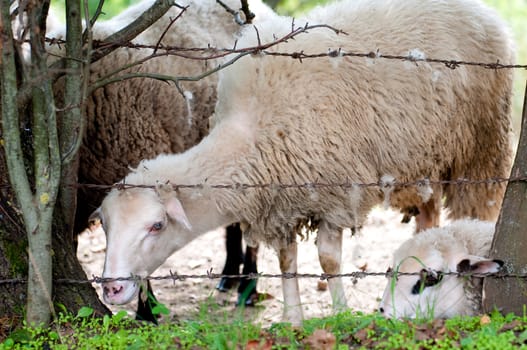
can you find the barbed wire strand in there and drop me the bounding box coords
[44,37,527,71]
[54,175,527,192]
[0,269,524,286]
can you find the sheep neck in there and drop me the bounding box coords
[125,119,252,233]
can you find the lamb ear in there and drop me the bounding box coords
[88,208,102,231]
[155,183,192,230]
[456,257,504,274]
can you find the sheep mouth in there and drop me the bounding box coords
[102,280,139,305]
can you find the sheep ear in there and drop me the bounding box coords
[456,257,504,274]
[88,208,102,231]
[155,183,192,230]
[165,196,192,230]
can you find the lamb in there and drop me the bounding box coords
[379,219,504,319]
[47,0,275,312]
[91,0,514,326]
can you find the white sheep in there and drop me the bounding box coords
[92,0,514,326]
[379,219,503,319]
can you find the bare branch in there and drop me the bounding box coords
[89,0,177,63]
[240,0,255,24]
[84,0,105,42]
[90,22,345,95]
[17,0,176,110]
[216,0,244,25]
[153,5,188,55]
[89,50,253,96]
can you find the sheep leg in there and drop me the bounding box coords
[278,241,303,326]
[415,195,441,232]
[237,244,259,306]
[216,223,244,292]
[317,223,347,312]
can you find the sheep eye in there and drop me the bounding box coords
[411,269,443,295]
[149,222,164,233]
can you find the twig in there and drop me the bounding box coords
[153,5,188,55]
[17,0,176,110]
[90,22,346,97]
[240,0,255,24]
[216,0,244,25]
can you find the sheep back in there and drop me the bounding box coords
[211,0,514,247]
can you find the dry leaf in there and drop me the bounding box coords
[480,314,491,326]
[500,320,522,332]
[303,329,336,350]
[245,339,273,350]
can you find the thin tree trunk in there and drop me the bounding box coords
[483,83,527,314]
[59,0,85,235]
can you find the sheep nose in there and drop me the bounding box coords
[103,282,123,298]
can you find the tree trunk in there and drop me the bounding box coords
[483,83,527,314]
[0,140,110,326]
[0,0,176,327]
[0,0,109,325]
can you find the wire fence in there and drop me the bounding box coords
[42,18,527,100]
[4,2,527,304]
[68,175,524,192]
[1,270,526,286]
[46,35,527,71]
[1,174,527,286]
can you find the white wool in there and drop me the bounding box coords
[380,175,396,210]
[380,219,500,318]
[408,48,426,61]
[417,178,433,203]
[184,90,194,127]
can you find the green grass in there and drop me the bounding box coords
[2,306,527,349]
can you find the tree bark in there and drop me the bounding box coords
[483,83,527,314]
[0,161,110,324]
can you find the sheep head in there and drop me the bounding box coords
[91,184,193,305]
[379,242,503,319]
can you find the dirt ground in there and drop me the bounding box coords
[77,207,422,326]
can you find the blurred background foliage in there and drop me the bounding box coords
[49,0,527,134]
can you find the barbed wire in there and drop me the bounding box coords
[60,175,525,192]
[45,36,527,71]
[0,175,522,195]
[0,269,524,286]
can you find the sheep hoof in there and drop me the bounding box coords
[216,277,239,293]
[236,291,274,307]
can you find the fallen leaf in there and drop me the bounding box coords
[480,314,491,326]
[500,320,522,332]
[303,329,336,350]
[245,338,273,350]
[359,263,368,272]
